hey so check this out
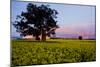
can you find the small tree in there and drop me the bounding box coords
[78,36,82,40]
[13,3,59,41]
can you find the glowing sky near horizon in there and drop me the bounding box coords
[11,1,96,39]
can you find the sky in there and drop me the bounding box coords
[11,1,96,39]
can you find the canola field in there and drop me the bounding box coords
[11,39,96,66]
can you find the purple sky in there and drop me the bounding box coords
[11,1,96,39]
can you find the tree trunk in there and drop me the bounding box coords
[41,30,46,41]
[35,35,40,40]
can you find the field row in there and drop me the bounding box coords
[11,39,96,66]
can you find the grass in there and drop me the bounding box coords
[11,39,96,66]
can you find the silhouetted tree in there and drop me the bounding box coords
[78,36,82,40]
[13,3,59,41]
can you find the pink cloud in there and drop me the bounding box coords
[56,27,73,33]
[55,23,95,39]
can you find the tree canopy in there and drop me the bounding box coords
[13,3,59,41]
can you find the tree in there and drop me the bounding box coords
[78,36,82,40]
[13,3,59,41]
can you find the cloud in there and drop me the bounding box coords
[55,23,95,39]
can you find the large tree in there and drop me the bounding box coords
[13,3,59,41]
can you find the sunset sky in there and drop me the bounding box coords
[11,1,96,39]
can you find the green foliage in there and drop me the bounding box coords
[11,39,96,66]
